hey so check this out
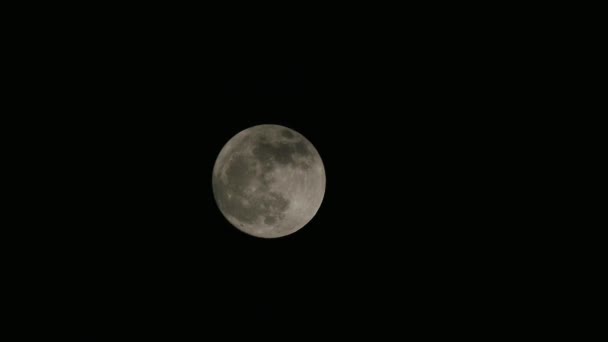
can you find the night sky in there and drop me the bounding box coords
[15,17,528,339]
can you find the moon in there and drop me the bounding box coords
[212,124,326,238]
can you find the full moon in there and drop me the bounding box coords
[212,124,326,238]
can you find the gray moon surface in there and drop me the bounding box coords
[212,124,326,238]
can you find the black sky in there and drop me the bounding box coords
[11,13,534,339]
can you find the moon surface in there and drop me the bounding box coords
[212,124,325,238]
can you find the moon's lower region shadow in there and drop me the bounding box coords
[212,124,326,238]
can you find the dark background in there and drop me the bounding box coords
[11,13,536,339]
